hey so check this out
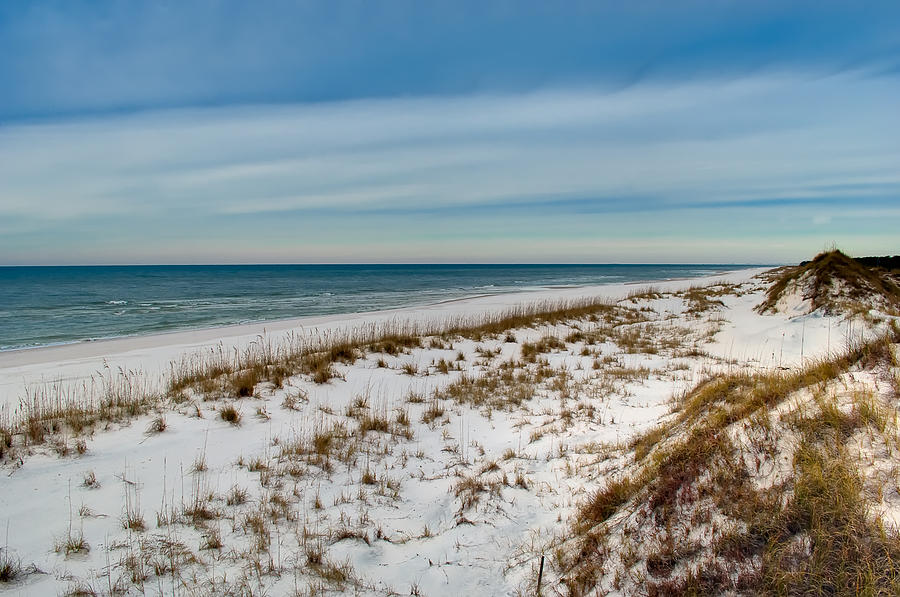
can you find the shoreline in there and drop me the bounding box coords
[0,267,770,408]
[0,267,764,362]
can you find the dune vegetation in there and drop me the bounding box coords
[0,256,898,595]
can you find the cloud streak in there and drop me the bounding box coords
[2,1,899,121]
[0,67,898,264]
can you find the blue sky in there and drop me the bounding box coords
[1,1,898,264]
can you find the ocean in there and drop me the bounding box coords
[0,264,759,351]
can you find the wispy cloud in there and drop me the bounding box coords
[1,2,898,264]
[0,67,898,264]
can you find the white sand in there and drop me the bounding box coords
[3,265,884,596]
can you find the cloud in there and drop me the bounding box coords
[1,1,899,120]
[0,69,898,264]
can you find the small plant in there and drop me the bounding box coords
[226,485,249,506]
[63,579,100,596]
[358,411,390,434]
[229,368,260,397]
[305,541,324,566]
[55,531,90,556]
[422,399,445,424]
[146,415,167,434]
[406,390,426,404]
[122,512,146,532]
[514,469,529,489]
[282,390,307,410]
[122,480,146,532]
[191,450,207,473]
[428,337,448,350]
[0,548,21,582]
[201,527,223,550]
[82,470,100,489]
[306,356,338,384]
[219,404,242,425]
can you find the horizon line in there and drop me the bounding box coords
[0,262,775,268]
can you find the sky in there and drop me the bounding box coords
[1,1,898,265]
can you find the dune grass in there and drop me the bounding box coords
[561,325,900,595]
[758,249,900,315]
[1,294,649,461]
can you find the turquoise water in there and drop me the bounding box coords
[0,264,759,351]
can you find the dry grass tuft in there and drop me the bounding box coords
[219,403,242,426]
[55,531,90,556]
[0,548,21,583]
[146,415,166,434]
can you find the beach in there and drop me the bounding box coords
[0,263,896,595]
[0,267,766,412]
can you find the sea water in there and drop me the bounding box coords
[0,264,759,351]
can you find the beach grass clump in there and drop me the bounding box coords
[356,409,390,434]
[122,480,146,533]
[275,420,354,473]
[146,415,167,434]
[226,485,249,507]
[219,403,242,425]
[0,548,21,583]
[438,368,537,410]
[676,283,738,317]
[367,335,422,356]
[300,352,340,384]
[757,437,900,594]
[228,368,263,397]
[453,474,487,511]
[182,483,219,525]
[0,418,11,460]
[421,399,445,424]
[308,556,359,590]
[520,335,566,362]
[3,367,159,461]
[55,531,90,556]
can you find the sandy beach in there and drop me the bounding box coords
[0,262,897,595]
[4,4,898,594]
[0,268,768,412]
